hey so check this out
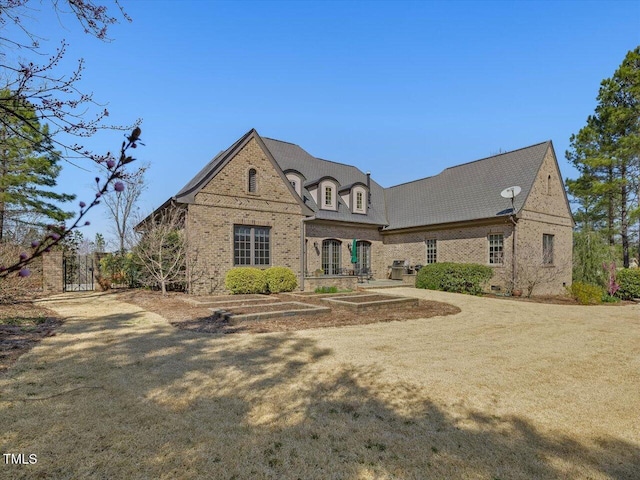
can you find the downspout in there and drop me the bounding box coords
[509,213,518,293]
[300,215,316,291]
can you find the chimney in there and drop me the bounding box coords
[366,172,371,205]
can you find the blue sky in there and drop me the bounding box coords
[8,0,640,246]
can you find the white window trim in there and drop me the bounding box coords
[352,186,367,214]
[286,173,302,196]
[320,180,337,210]
[488,233,504,265]
[425,239,437,264]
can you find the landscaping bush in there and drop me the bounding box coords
[415,262,493,295]
[225,267,267,294]
[615,269,640,300]
[99,252,141,289]
[314,286,338,293]
[264,266,297,293]
[568,282,604,305]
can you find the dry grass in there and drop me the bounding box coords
[0,300,62,374]
[0,288,638,479]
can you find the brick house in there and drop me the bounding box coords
[151,129,573,295]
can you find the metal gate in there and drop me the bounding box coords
[63,255,95,292]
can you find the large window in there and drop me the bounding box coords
[425,239,437,264]
[234,225,270,266]
[488,234,504,265]
[356,240,371,272]
[543,234,554,265]
[322,239,341,275]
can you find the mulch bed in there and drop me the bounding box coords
[0,301,63,374]
[326,294,405,303]
[219,302,319,315]
[116,290,461,334]
[484,293,635,306]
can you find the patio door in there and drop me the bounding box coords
[322,239,341,275]
[356,241,371,273]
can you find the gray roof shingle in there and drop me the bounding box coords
[167,129,552,232]
[383,141,551,230]
[262,138,389,226]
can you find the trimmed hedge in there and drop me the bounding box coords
[616,269,640,300]
[568,282,604,305]
[415,262,493,295]
[225,267,267,294]
[265,266,298,293]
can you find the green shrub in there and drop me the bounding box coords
[225,267,267,294]
[569,282,604,305]
[415,262,493,295]
[315,286,338,293]
[264,266,298,293]
[615,269,640,300]
[99,253,141,288]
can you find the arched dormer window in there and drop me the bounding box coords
[285,172,302,196]
[352,185,367,214]
[248,168,257,193]
[319,179,337,210]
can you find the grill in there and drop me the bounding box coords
[391,260,406,280]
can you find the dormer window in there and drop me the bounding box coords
[319,179,337,210]
[285,172,303,196]
[352,185,367,214]
[324,186,332,206]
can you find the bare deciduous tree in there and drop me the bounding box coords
[513,243,571,298]
[133,206,187,296]
[103,165,147,253]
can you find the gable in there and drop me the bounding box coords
[193,136,310,214]
[520,143,573,223]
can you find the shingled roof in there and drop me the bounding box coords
[383,141,551,230]
[262,138,388,226]
[165,129,554,232]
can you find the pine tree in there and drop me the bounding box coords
[0,89,75,241]
[566,47,640,267]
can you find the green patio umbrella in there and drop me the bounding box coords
[351,239,358,265]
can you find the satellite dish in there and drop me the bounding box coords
[500,186,521,199]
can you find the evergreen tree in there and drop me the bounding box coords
[0,89,75,241]
[566,47,640,267]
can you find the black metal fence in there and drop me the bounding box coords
[63,255,94,292]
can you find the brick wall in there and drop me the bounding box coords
[515,146,573,294]
[381,221,515,289]
[186,137,305,294]
[42,250,63,294]
[304,222,384,276]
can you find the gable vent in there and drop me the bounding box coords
[248,168,257,193]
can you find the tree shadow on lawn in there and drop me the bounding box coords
[1,308,638,480]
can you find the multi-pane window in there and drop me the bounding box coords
[356,240,371,272]
[425,239,437,264]
[322,239,341,275]
[488,234,504,265]
[543,234,554,265]
[234,225,270,266]
[324,186,333,207]
[248,168,257,193]
[356,191,363,211]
